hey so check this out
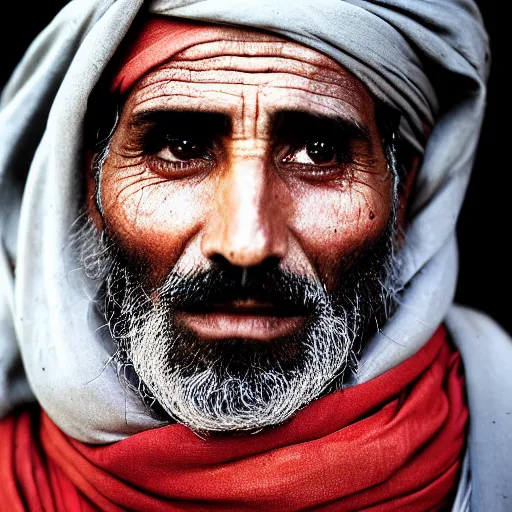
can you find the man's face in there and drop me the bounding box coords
[81,29,400,432]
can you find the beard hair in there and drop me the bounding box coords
[71,202,402,433]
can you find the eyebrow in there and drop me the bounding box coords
[272,110,373,146]
[129,108,373,147]
[129,110,231,135]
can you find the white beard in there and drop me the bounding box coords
[72,212,400,433]
[126,290,354,432]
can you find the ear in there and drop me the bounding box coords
[85,151,105,231]
[396,153,420,230]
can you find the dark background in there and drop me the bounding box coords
[1,2,506,333]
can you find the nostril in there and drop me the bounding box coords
[209,254,233,270]
[257,256,282,271]
[209,253,281,272]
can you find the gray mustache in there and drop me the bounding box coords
[156,266,325,315]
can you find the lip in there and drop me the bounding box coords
[176,299,307,340]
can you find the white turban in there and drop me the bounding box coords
[0,1,509,509]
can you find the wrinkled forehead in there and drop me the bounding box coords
[102,16,382,145]
[111,16,371,102]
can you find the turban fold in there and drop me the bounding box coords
[110,17,270,94]
[0,1,509,510]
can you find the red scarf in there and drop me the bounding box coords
[0,327,467,511]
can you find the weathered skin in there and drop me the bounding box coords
[87,29,397,340]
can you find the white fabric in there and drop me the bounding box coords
[0,0,509,509]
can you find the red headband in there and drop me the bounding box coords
[111,17,271,94]
[111,18,220,94]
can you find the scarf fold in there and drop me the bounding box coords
[0,327,468,511]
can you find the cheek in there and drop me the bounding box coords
[100,166,210,279]
[290,179,393,290]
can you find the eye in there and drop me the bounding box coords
[282,140,339,166]
[156,138,212,163]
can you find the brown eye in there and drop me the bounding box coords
[152,136,214,177]
[305,141,336,164]
[166,139,210,161]
[155,138,212,165]
[282,140,339,166]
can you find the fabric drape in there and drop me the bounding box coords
[0,328,468,511]
[0,0,510,510]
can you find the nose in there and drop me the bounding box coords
[201,153,288,268]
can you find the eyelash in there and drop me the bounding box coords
[278,141,353,177]
[139,128,353,179]
[138,130,215,177]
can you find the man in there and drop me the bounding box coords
[0,0,509,511]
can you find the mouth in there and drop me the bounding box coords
[176,299,309,340]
